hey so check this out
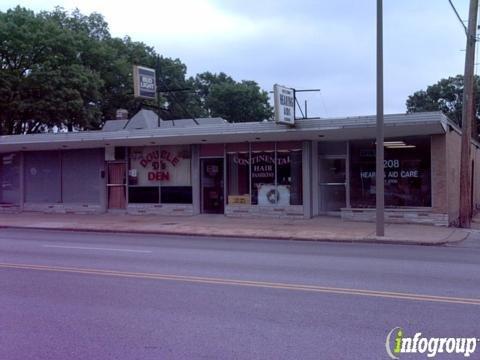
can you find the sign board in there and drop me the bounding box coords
[258,184,290,206]
[228,195,250,205]
[133,65,157,100]
[273,84,295,125]
[129,146,191,186]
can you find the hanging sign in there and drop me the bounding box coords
[133,65,157,100]
[274,84,295,125]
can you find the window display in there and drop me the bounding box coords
[226,142,303,206]
[277,142,303,206]
[350,137,431,207]
[251,142,276,205]
[227,143,250,205]
[128,145,192,204]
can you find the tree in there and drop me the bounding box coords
[406,75,480,131]
[0,7,273,134]
[156,56,205,120]
[0,7,106,133]
[0,7,195,134]
[192,72,273,122]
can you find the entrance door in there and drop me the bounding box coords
[107,163,126,209]
[201,158,224,214]
[319,157,346,213]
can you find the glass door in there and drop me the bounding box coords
[201,158,224,214]
[319,157,346,213]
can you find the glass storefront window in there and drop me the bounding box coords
[251,142,276,205]
[227,143,250,205]
[349,137,431,208]
[226,142,303,206]
[277,142,303,206]
[128,186,158,204]
[161,186,193,204]
[128,145,192,204]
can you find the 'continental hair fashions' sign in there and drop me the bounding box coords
[133,65,156,100]
[274,84,295,125]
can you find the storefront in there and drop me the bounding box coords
[1,110,480,226]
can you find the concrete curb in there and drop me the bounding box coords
[0,224,463,246]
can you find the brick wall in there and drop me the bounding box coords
[0,204,21,213]
[127,204,194,216]
[446,130,462,225]
[471,143,480,213]
[430,135,447,213]
[225,205,304,218]
[23,203,103,214]
[341,208,448,226]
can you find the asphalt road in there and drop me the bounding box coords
[1,228,480,360]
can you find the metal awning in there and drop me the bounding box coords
[0,112,449,152]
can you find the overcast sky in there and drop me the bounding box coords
[1,0,472,118]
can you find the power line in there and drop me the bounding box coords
[448,0,468,35]
[155,56,199,125]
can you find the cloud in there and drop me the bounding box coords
[0,0,470,117]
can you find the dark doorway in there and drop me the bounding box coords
[201,158,224,214]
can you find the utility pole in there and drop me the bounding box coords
[459,0,478,228]
[376,0,385,236]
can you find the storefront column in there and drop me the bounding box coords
[346,141,351,208]
[20,152,25,211]
[191,144,201,215]
[302,141,312,219]
[100,149,107,213]
[311,141,319,216]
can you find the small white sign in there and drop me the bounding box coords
[273,84,295,125]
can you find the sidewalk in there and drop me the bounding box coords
[0,212,469,245]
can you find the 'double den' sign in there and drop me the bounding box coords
[129,146,191,186]
[140,149,180,181]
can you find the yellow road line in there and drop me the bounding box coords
[1,262,479,306]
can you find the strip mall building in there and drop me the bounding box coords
[1,110,479,226]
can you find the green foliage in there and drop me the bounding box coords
[192,72,273,122]
[0,6,107,133]
[0,6,272,134]
[406,74,480,127]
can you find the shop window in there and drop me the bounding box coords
[114,147,126,160]
[227,143,250,205]
[128,187,159,204]
[277,142,303,205]
[349,137,431,208]
[128,145,192,204]
[161,186,192,204]
[251,142,276,205]
[226,142,303,206]
[0,152,20,204]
